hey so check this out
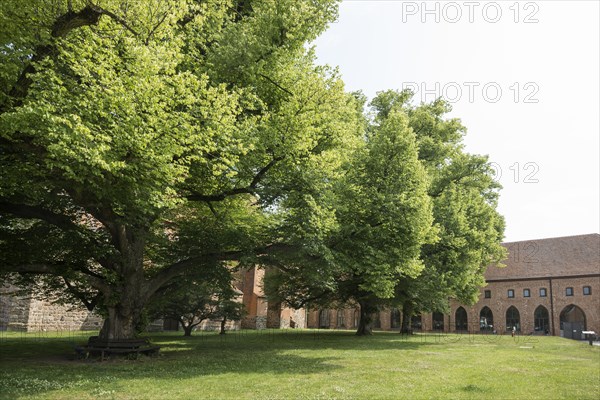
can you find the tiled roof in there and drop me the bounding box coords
[485,233,600,280]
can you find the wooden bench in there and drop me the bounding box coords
[76,336,160,360]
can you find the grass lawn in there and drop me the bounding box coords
[0,330,598,399]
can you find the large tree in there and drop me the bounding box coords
[0,0,363,340]
[266,93,435,335]
[266,91,505,335]
[380,92,506,332]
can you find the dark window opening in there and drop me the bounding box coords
[534,305,549,333]
[506,306,520,332]
[336,310,345,329]
[484,290,491,299]
[432,312,444,331]
[479,307,494,331]
[372,312,381,329]
[391,309,401,329]
[319,310,330,329]
[455,307,468,331]
[411,314,422,331]
[583,286,591,295]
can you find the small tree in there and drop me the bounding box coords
[149,266,246,336]
[213,291,246,335]
[153,281,219,337]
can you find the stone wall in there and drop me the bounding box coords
[199,318,241,332]
[25,298,103,331]
[242,315,267,330]
[0,286,103,332]
[0,288,31,331]
[286,308,306,329]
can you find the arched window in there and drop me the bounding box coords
[336,309,345,329]
[455,307,468,331]
[411,314,422,331]
[372,312,381,329]
[319,310,330,329]
[432,312,444,331]
[506,306,520,332]
[391,309,401,329]
[479,306,494,331]
[534,305,549,333]
[353,309,359,328]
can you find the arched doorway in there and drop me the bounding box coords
[479,306,494,332]
[336,309,345,329]
[506,306,520,332]
[432,312,444,331]
[411,314,422,331]
[319,310,330,329]
[391,309,401,329]
[163,318,179,331]
[372,312,381,329]
[534,306,549,334]
[560,305,586,340]
[455,307,468,331]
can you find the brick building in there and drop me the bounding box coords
[2,234,597,336]
[0,264,306,332]
[307,234,600,339]
[240,266,306,330]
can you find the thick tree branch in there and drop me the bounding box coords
[147,242,299,297]
[1,263,64,275]
[2,262,111,293]
[147,250,245,296]
[187,187,252,202]
[76,264,107,281]
[294,291,332,309]
[4,4,137,111]
[0,201,80,231]
[62,277,100,311]
[92,6,139,37]
[187,156,284,202]
[0,198,130,264]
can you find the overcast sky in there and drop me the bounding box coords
[313,0,600,242]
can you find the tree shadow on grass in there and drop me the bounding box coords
[162,329,457,353]
[0,330,441,398]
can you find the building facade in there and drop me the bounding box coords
[307,234,600,339]
[239,266,306,330]
[0,265,306,332]
[0,286,103,332]
[2,234,597,336]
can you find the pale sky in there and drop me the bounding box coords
[313,0,600,242]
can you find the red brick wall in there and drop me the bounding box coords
[302,235,600,337]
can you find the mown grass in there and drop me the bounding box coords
[0,330,598,399]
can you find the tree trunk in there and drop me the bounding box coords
[356,299,376,336]
[99,306,139,340]
[183,324,194,337]
[220,317,226,335]
[98,226,149,341]
[400,302,413,334]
